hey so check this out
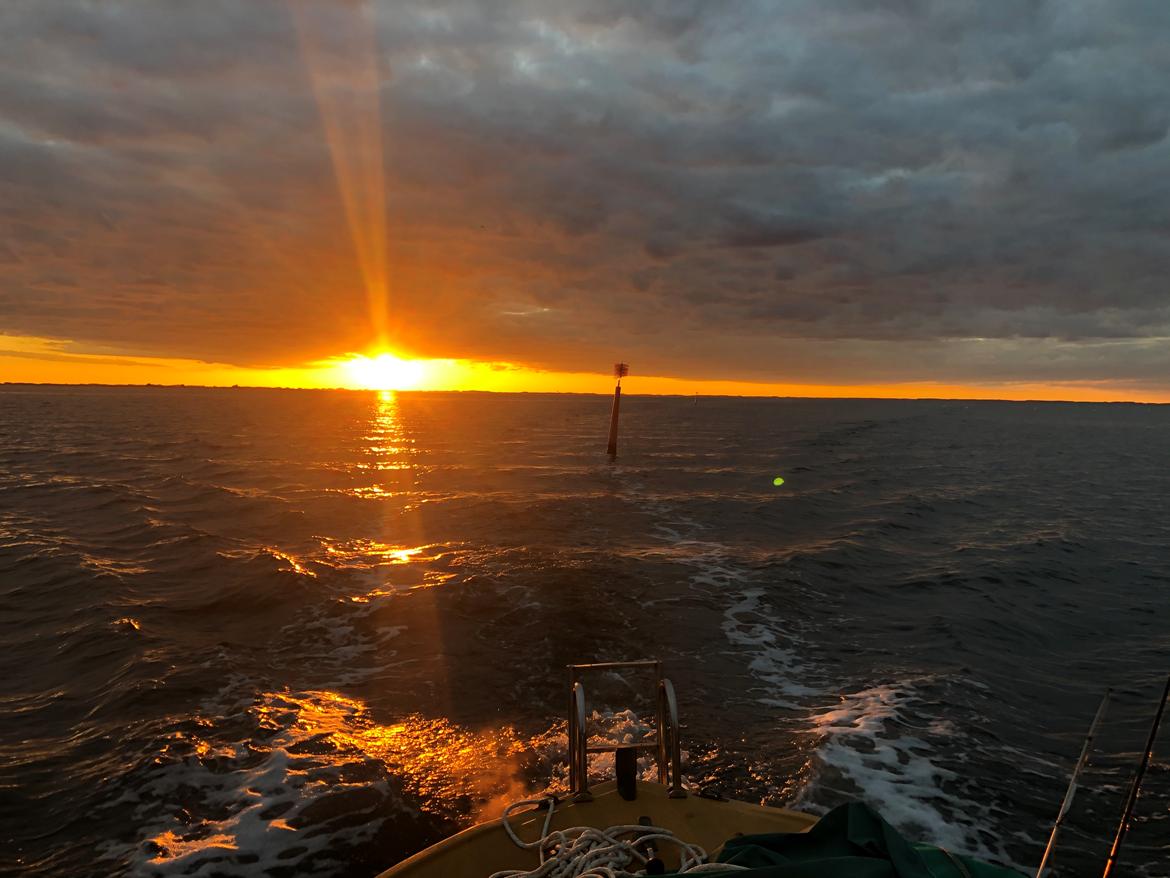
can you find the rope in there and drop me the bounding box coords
[489,796,729,878]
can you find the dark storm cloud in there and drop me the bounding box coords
[1,0,1168,385]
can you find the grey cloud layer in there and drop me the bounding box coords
[1,0,1168,385]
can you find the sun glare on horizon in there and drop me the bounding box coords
[343,352,426,390]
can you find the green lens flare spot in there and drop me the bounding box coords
[773,476,785,486]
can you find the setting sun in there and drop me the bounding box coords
[343,353,426,390]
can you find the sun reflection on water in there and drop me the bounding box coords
[139,387,491,868]
[341,391,419,499]
[249,689,535,817]
[349,713,531,813]
[145,829,242,864]
[322,539,428,567]
[263,546,318,578]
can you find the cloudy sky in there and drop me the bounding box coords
[2,0,1169,396]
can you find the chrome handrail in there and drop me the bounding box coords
[566,660,686,799]
[568,681,589,799]
[657,677,686,798]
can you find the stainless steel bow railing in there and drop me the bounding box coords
[566,660,686,802]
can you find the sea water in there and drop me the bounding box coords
[1,387,1167,876]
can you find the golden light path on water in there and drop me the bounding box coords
[143,390,534,867]
[250,692,534,814]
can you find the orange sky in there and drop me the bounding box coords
[4,5,1170,404]
[3,334,1167,403]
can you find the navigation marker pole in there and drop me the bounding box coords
[1101,674,1170,878]
[607,362,628,459]
[1035,690,1110,878]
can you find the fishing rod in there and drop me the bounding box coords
[1035,690,1110,878]
[1100,673,1170,878]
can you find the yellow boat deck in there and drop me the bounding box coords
[377,780,818,877]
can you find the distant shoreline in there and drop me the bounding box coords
[0,382,1161,405]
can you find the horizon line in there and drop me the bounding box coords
[1,381,1163,405]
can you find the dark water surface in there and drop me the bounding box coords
[1,387,1168,877]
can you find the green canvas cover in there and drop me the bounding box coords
[707,802,1025,878]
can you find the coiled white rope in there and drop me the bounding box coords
[489,796,741,878]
